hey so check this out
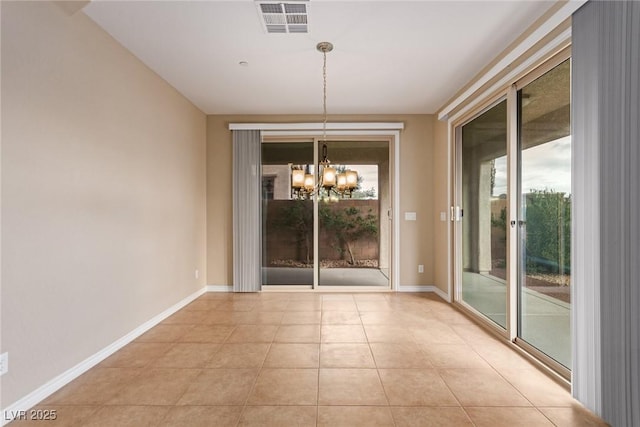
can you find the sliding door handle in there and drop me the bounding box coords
[451,206,463,222]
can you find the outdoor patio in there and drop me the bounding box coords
[462,272,571,367]
[262,267,390,287]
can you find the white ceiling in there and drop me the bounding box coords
[83,1,555,115]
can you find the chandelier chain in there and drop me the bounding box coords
[322,48,328,143]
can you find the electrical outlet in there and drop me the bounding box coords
[0,352,8,376]
[418,264,424,273]
[195,269,199,279]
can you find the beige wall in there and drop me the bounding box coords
[207,114,436,287]
[1,1,206,407]
[432,119,451,295]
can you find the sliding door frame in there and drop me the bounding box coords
[252,124,402,292]
[312,136,393,291]
[512,48,572,379]
[452,91,511,341]
[450,48,572,381]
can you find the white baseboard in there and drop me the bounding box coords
[206,285,233,292]
[397,285,451,302]
[429,285,452,302]
[221,282,450,300]
[1,286,206,426]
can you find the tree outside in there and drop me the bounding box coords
[318,204,378,265]
[524,189,571,275]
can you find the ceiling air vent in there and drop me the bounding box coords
[255,1,309,34]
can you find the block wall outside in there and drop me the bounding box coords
[263,199,380,265]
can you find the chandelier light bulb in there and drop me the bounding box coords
[323,167,337,188]
[291,169,305,188]
[303,174,315,191]
[346,170,358,188]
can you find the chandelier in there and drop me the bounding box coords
[291,42,358,200]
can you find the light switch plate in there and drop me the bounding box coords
[405,212,417,221]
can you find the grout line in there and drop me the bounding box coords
[371,347,394,425]
[237,326,274,422]
[433,367,473,425]
[460,406,480,427]
[535,407,560,427]
[166,367,206,421]
[316,344,321,425]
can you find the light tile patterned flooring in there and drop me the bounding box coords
[12,292,608,426]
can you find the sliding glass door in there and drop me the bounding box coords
[261,139,391,289]
[459,100,508,329]
[517,59,571,368]
[455,53,571,375]
[318,141,390,287]
[261,142,314,286]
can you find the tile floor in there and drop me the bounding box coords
[10,292,608,426]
